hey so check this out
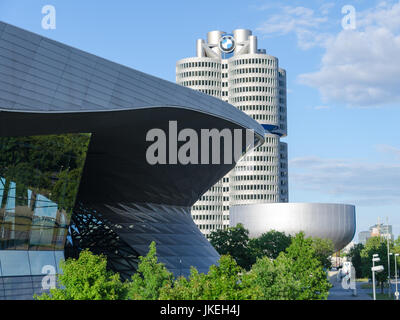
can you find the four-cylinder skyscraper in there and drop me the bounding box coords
[176,29,288,238]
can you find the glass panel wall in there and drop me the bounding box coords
[0,134,90,251]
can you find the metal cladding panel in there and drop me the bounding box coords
[69,201,220,279]
[230,203,356,251]
[0,21,264,139]
[0,21,265,207]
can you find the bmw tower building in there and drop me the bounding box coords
[177,29,288,238]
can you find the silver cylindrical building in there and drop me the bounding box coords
[230,203,356,251]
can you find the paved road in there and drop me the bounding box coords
[328,271,372,300]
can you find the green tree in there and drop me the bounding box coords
[241,256,282,300]
[159,267,208,300]
[245,232,331,300]
[283,233,331,299]
[248,230,292,260]
[348,243,365,278]
[395,235,400,248]
[160,255,255,300]
[127,241,174,300]
[202,255,252,300]
[361,236,395,293]
[35,249,127,300]
[311,237,334,270]
[209,224,253,270]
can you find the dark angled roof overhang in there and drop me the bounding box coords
[0,21,265,206]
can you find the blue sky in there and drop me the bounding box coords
[1,0,399,241]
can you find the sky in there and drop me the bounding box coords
[1,0,399,241]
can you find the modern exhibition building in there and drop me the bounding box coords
[0,22,265,299]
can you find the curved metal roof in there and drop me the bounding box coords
[0,21,264,207]
[0,21,264,140]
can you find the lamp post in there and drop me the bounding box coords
[386,217,391,298]
[396,254,399,300]
[372,254,382,301]
[373,254,379,268]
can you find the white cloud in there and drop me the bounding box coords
[256,5,332,49]
[256,1,400,107]
[358,1,400,31]
[298,1,400,107]
[376,144,400,159]
[289,156,400,206]
[320,2,335,15]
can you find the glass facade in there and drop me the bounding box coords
[0,134,90,298]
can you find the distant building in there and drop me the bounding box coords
[358,223,394,245]
[369,223,394,241]
[358,231,371,245]
[369,227,380,237]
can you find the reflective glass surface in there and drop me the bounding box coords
[0,134,90,251]
[0,250,30,276]
[28,251,57,275]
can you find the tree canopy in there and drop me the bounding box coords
[127,241,174,300]
[209,225,293,270]
[36,234,332,300]
[347,243,364,278]
[35,249,127,300]
[248,229,292,260]
[210,225,332,272]
[209,223,253,269]
[160,255,255,300]
[311,237,334,270]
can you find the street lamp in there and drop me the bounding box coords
[373,254,379,268]
[387,240,391,297]
[385,217,391,298]
[393,253,399,300]
[372,255,383,301]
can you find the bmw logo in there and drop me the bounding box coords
[219,34,235,53]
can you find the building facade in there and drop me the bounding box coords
[176,29,288,238]
[369,223,394,241]
[358,231,371,245]
[0,22,265,299]
[358,223,394,244]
